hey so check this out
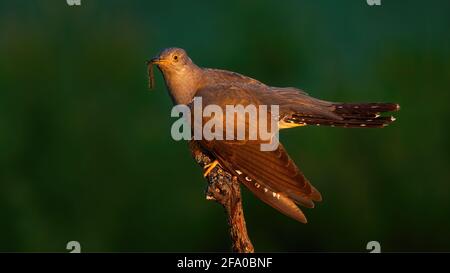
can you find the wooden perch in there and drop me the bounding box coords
[190,141,254,253]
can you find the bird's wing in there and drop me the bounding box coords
[206,140,322,223]
[191,84,322,222]
[190,83,341,134]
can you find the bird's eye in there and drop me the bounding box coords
[173,55,178,62]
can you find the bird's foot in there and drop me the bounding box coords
[203,160,221,177]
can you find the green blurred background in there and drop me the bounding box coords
[0,0,449,252]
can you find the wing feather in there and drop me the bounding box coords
[192,83,323,222]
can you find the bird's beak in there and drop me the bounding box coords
[149,57,167,65]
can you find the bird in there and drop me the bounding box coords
[148,47,400,223]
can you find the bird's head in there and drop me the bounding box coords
[147,47,197,90]
[147,47,202,104]
[150,47,193,71]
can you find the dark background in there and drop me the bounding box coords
[0,0,449,252]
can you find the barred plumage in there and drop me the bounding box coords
[284,103,399,128]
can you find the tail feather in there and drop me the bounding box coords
[333,103,400,116]
[285,102,400,128]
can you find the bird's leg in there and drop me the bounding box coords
[203,160,221,177]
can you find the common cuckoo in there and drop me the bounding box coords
[148,47,399,223]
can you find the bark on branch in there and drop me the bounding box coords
[191,142,254,253]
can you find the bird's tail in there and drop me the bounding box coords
[286,102,400,128]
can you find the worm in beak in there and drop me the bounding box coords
[146,59,155,90]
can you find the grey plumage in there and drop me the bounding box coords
[149,47,400,223]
